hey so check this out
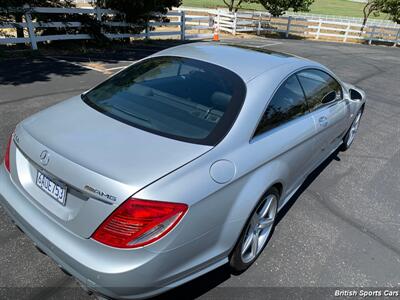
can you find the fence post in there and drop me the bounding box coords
[315,19,322,39]
[198,17,201,34]
[24,5,38,50]
[343,22,350,42]
[286,16,292,38]
[257,12,261,36]
[180,11,186,40]
[368,25,376,45]
[394,27,400,47]
[95,6,105,35]
[95,6,102,21]
[233,12,237,35]
[145,23,149,40]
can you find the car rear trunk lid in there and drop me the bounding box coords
[11,97,211,238]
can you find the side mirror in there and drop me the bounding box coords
[322,90,337,104]
[349,89,362,101]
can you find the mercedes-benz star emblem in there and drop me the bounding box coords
[40,150,50,166]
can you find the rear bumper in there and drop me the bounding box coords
[0,165,227,299]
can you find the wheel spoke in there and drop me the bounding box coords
[355,113,361,123]
[259,196,273,218]
[241,232,253,255]
[258,217,273,229]
[250,230,259,257]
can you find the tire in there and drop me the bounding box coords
[229,186,279,274]
[341,108,363,151]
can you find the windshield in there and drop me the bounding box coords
[82,56,246,145]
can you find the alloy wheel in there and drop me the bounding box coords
[347,111,362,147]
[240,194,277,263]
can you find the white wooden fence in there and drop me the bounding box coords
[1,6,399,49]
[0,6,213,50]
[284,11,399,28]
[179,6,400,28]
[215,12,307,37]
[308,19,400,44]
[212,10,400,46]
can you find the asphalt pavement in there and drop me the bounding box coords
[0,37,399,299]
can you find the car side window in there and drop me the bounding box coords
[297,69,343,111]
[254,75,309,137]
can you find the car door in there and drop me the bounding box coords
[252,74,317,197]
[297,69,350,166]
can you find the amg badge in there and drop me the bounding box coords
[84,185,117,201]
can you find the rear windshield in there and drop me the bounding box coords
[82,56,246,145]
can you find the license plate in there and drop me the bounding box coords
[36,170,67,205]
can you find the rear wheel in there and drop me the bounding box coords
[229,187,279,274]
[341,109,363,151]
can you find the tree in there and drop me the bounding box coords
[361,0,400,32]
[96,0,182,34]
[0,1,74,38]
[222,0,257,12]
[382,0,400,23]
[361,0,386,31]
[258,0,314,17]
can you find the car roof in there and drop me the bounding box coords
[152,42,316,82]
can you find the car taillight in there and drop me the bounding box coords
[3,133,13,173]
[92,198,188,249]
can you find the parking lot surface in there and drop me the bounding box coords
[0,37,399,299]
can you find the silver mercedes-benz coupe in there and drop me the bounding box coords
[0,43,365,299]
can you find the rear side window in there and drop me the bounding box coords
[83,56,246,146]
[297,69,342,111]
[254,75,308,136]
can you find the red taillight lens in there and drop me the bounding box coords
[92,198,188,248]
[3,133,13,173]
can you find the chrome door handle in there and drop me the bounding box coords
[319,116,328,127]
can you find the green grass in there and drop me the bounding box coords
[182,0,389,20]
[182,0,263,10]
